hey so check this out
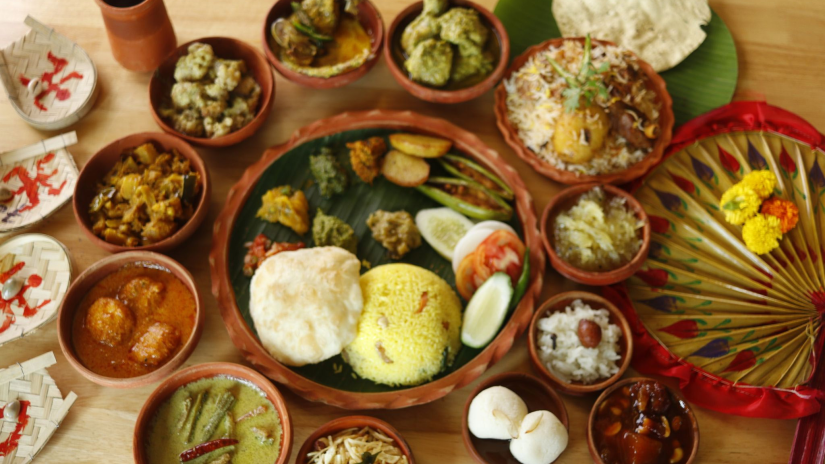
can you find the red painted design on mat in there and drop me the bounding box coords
[18,51,83,111]
[1,153,67,212]
[0,262,51,335]
[0,400,30,456]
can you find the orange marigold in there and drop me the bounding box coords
[760,197,799,233]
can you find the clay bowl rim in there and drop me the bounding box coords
[209,109,545,409]
[149,36,275,147]
[461,371,569,464]
[527,291,634,396]
[72,131,211,254]
[587,376,700,464]
[540,183,651,286]
[260,0,384,89]
[294,415,415,464]
[132,362,294,464]
[56,251,205,389]
[493,37,674,185]
[383,0,510,104]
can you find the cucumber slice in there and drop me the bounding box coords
[461,272,514,349]
[509,248,530,311]
[416,207,475,261]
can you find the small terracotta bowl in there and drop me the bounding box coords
[149,37,275,147]
[57,251,204,389]
[262,0,384,89]
[133,362,293,464]
[295,416,415,464]
[587,377,699,464]
[494,37,674,184]
[73,132,211,254]
[384,0,509,104]
[541,183,651,286]
[462,372,568,464]
[528,291,633,396]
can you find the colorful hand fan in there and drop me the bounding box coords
[609,101,825,421]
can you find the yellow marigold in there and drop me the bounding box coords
[742,214,783,255]
[761,197,799,233]
[720,184,760,225]
[740,170,778,199]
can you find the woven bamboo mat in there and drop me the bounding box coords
[0,132,78,233]
[0,16,97,130]
[0,234,72,347]
[0,352,77,464]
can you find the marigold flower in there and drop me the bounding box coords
[761,197,799,233]
[742,213,783,255]
[740,170,778,199]
[720,184,760,225]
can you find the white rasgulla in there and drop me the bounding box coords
[468,386,528,439]
[509,410,568,464]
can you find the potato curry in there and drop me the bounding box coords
[72,263,197,378]
[88,143,202,247]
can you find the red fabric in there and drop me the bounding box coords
[615,101,825,419]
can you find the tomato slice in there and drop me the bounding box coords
[454,230,526,300]
[475,230,525,286]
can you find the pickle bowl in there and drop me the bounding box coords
[587,377,700,464]
[56,251,205,389]
[261,0,384,89]
[462,372,568,464]
[133,362,293,464]
[294,416,415,464]
[540,183,650,286]
[73,132,211,254]
[384,0,509,104]
[528,291,633,396]
[149,36,275,147]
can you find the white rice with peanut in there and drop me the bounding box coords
[537,299,621,384]
[503,40,660,176]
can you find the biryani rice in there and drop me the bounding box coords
[503,40,660,176]
[343,264,462,386]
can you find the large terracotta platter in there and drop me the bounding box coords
[210,110,544,409]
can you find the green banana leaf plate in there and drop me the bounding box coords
[493,0,738,126]
[210,110,545,409]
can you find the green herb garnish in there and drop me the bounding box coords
[358,452,380,464]
[547,34,610,112]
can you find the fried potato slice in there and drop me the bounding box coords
[389,133,452,158]
[382,150,431,187]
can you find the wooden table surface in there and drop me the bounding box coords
[2,0,824,462]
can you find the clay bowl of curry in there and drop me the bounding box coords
[528,291,633,396]
[57,251,204,389]
[262,0,384,89]
[134,362,293,464]
[540,183,650,286]
[462,372,569,464]
[587,377,699,464]
[295,416,415,464]
[149,37,275,147]
[73,132,211,254]
[385,0,509,104]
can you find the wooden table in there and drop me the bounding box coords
[2,0,824,462]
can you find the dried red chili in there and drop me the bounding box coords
[179,438,238,462]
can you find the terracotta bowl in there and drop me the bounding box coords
[133,362,293,464]
[541,183,650,286]
[56,251,204,389]
[295,416,415,464]
[210,110,545,409]
[528,291,633,396]
[261,0,384,89]
[462,372,569,464]
[384,0,509,104]
[73,132,211,254]
[494,37,674,184]
[587,377,700,464]
[149,37,275,147]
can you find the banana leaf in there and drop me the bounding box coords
[228,128,522,393]
[493,0,738,126]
